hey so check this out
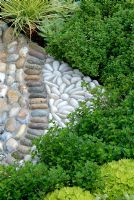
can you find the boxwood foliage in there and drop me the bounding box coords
[47,0,134,95]
[0,163,69,200]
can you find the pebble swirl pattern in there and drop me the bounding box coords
[0,21,100,165]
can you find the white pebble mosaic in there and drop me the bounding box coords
[43,58,100,127]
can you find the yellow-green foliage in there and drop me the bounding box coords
[97,159,134,199]
[45,187,95,200]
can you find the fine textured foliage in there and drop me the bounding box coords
[35,88,134,192]
[44,187,95,200]
[0,0,78,38]
[0,163,69,200]
[47,0,134,96]
[96,159,134,199]
[39,0,79,41]
[35,127,101,191]
[0,0,47,36]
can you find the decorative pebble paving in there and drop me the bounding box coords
[43,59,99,128]
[0,21,100,165]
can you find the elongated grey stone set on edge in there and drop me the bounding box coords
[0,21,100,165]
[0,22,49,165]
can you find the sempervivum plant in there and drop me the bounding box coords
[0,0,79,39]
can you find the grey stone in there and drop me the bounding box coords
[24,154,32,161]
[12,151,24,160]
[29,93,47,98]
[5,154,15,165]
[27,128,44,136]
[7,89,20,104]
[28,85,45,93]
[26,80,43,87]
[0,125,4,134]
[0,21,8,32]
[7,41,18,53]
[0,112,8,124]
[18,97,28,107]
[19,46,29,57]
[15,125,27,139]
[0,99,8,113]
[6,138,18,153]
[25,63,42,70]
[9,104,20,117]
[16,69,24,82]
[6,75,15,85]
[28,123,47,130]
[0,141,3,151]
[31,109,48,117]
[30,103,48,110]
[30,117,48,123]
[5,117,16,132]
[25,133,38,140]
[26,55,44,65]
[7,63,16,74]
[18,145,30,154]
[20,138,32,147]
[1,132,12,141]
[16,117,29,125]
[0,62,6,73]
[0,27,3,37]
[29,48,45,60]
[0,41,4,51]
[0,72,5,83]
[7,54,19,62]
[16,57,26,69]
[2,27,14,44]
[24,69,41,75]
[0,84,8,97]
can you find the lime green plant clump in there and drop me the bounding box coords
[97,159,134,199]
[45,187,95,200]
[0,0,78,38]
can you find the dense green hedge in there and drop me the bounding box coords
[47,0,134,96]
[0,163,69,200]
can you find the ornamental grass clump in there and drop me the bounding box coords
[0,0,47,37]
[0,0,78,39]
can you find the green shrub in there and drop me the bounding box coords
[35,128,101,191]
[96,159,134,199]
[44,187,95,200]
[35,88,134,191]
[0,163,69,200]
[47,0,134,95]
